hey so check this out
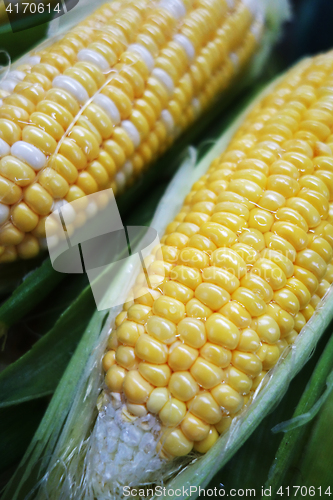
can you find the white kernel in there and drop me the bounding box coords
[115,171,126,191]
[11,141,47,171]
[159,0,186,19]
[77,49,110,72]
[173,34,195,61]
[127,44,155,72]
[152,68,174,96]
[123,160,133,179]
[0,79,19,93]
[161,109,174,135]
[53,200,76,225]
[230,52,239,70]
[0,203,10,225]
[93,94,121,125]
[121,120,141,148]
[52,75,89,104]
[0,138,10,157]
[26,55,41,65]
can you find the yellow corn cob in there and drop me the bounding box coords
[100,50,333,463]
[0,0,264,263]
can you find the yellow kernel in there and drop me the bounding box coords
[135,334,168,364]
[178,317,206,348]
[146,315,177,344]
[139,362,171,386]
[194,283,230,311]
[232,351,262,377]
[102,350,116,372]
[165,231,189,249]
[202,266,240,293]
[159,398,186,427]
[258,190,286,211]
[205,313,240,349]
[240,273,273,303]
[274,288,300,315]
[188,233,217,252]
[295,249,327,281]
[238,228,265,252]
[194,427,219,454]
[160,428,193,457]
[185,298,213,320]
[228,179,263,203]
[298,188,329,218]
[232,287,266,316]
[0,156,36,187]
[11,203,39,232]
[252,314,280,343]
[261,344,281,370]
[116,320,144,346]
[190,357,224,389]
[170,265,202,290]
[115,345,138,370]
[105,364,126,392]
[199,221,237,248]
[272,221,309,251]
[169,371,199,401]
[200,342,231,368]
[275,207,308,232]
[309,237,333,264]
[181,413,210,442]
[260,249,294,278]
[188,391,223,424]
[210,248,247,278]
[123,370,153,404]
[219,300,252,329]
[215,416,232,435]
[168,342,198,371]
[264,232,297,262]
[24,183,54,216]
[225,365,253,394]
[248,208,274,233]
[127,303,152,324]
[163,280,194,304]
[251,258,286,290]
[211,211,248,233]
[231,242,259,265]
[266,303,295,337]
[237,328,261,352]
[152,296,185,324]
[147,387,170,414]
[286,197,320,229]
[211,383,244,414]
[178,247,209,269]
[39,169,69,198]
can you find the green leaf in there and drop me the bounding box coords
[263,332,333,497]
[0,285,95,407]
[0,258,64,337]
[0,399,48,473]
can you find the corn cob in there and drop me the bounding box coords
[0,0,266,263]
[88,50,333,493]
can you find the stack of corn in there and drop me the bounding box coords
[93,50,333,492]
[0,0,265,263]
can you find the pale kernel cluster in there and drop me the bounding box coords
[103,51,333,459]
[0,0,262,262]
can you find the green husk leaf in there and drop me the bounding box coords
[0,399,48,473]
[263,332,333,498]
[0,258,64,337]
[0,285,95,407]
[293,376,333,490]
